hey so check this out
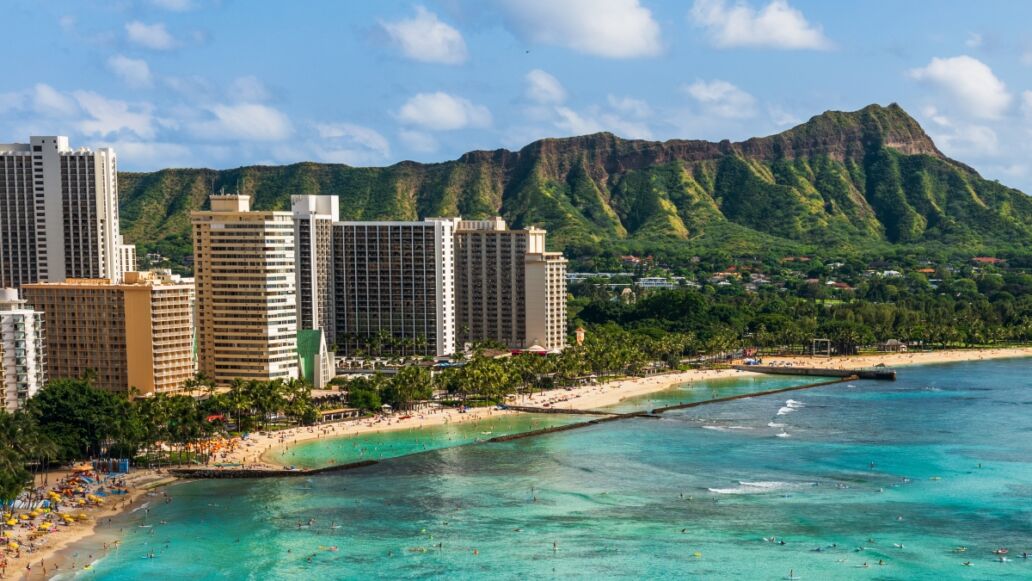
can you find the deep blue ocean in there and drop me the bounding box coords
[59,358,1032,580]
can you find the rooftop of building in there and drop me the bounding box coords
[20,271,193,289]
[0,136,107,155]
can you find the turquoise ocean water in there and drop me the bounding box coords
[60,358,1031,579]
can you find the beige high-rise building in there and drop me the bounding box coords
[524,251,568,351]
[0,288,47,411]
[21,272,194,395]
[0,136,133,288]
[192,194,298,384]
[454,218,567,351]
[454,218,546,350]
[333,218,458,357]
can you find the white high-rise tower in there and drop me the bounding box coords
[0,136,132,288]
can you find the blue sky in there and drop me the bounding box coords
[3,0,1032,192]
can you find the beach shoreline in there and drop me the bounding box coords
[252,346,1031,469]
[14,346,1030,579]
[5,471,176,581]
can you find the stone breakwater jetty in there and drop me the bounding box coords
[171,372,874,479]
[733,365,896,380]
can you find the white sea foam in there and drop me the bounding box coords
[702,425,754,432]
[776,432,791,438]
[767,422,785,428]
[777,399,805,416]
[738,481,786,489]
[707,481,799,494]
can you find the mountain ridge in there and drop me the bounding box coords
[117,103,1032,266]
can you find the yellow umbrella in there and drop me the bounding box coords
[7,542,18,549]
[2,531,10,537]
[39,522,52,530]
[19,514,29,520]
[5,519,17,526]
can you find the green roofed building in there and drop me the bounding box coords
[297,329,334,388]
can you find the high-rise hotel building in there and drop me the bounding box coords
[333,218,458,358]
[0,288,46,411]
[192,194,298,384]
[525,251,568,351]
[0,136,133,288]
[454,218,567,351]
[291,195,338,340]
[21,272,194,396]
[454,218,538,349]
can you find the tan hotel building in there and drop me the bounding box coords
[21,272,194,395]
[525,251,568,351]
[192,194,298,384]
[454,218,567,351]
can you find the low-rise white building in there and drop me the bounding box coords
[636,277,678,290]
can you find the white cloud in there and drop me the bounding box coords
[935,124,999,157]
[314,122,391,164]
[125,21,177,50]
[525,69,566,104]
[73,91,156,139]
[1023,91,1032,117]
[228,76,271,102]
[151,0,194,11]
[991,163,1028,179]
[768,105,801,126]
[607,95,651,117]
[553,106,652,139]
[908,55,1012,119]
[33,84,78,117]
[191,103,293,141]
[163,75,216,102]
[107,55,153,88]
[0,91,23,113]
[398,129,439,153]
[97,140,196,168]
[683,79,757,119]
[1022,51,1032,67]
[965,33,983,49]
[58,15,75,32]
[381,6,467,65]
[690,0,832,50]
[923,109,999,157]
[396,92,491,130]
[553,107,602,135]
[500,0,661,59]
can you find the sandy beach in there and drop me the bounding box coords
[4,470,175,581]
[764,346,1032,371]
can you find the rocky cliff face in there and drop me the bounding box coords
[118,103,1031,263]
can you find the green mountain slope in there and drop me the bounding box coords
[118,103,1032,265]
